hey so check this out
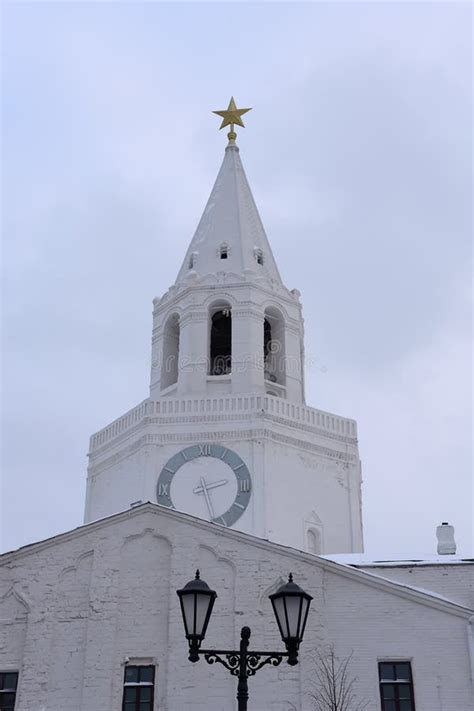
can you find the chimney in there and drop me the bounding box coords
[436,522,456,555]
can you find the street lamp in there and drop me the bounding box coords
[269,573,312,666]
[176,569,217,662]
[177,571,313,710]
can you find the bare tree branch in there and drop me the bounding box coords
[308,646,368,711]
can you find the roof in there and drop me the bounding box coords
[1,502,472,619]
[175,141,283,287]
[322,553,474,568]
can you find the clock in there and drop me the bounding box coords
[156,444,252,527]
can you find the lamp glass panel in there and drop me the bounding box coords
[195,593,211,637]
[299,597,310,636]
[285,595,302,638]
[181,593,197,636]
[272,596,288,638]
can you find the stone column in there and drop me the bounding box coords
[231,308,265,393]
[284,323,304,403]
[177,310,208,394]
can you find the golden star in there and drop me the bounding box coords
[213,96,252,130]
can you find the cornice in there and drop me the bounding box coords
[89,409,357,463]
[232,308,264,322]
[87,425,358,476]
[153,279,300,318]
[178,310,209,327]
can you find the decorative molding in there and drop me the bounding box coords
[305,510,322,525]
[258,576,286,610]
[198,543,237,576]
[152,279,300,321]
[89,396,358,454]
[179,310,208,327]
[232,309,264,322]
[59,550,94,582]
[0,586,31,614]
[120,526,172,552]
[88,426,358,477]
[89,412,356,460]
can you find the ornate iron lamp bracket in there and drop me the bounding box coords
[202,649,286,677]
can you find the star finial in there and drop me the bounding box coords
[213,96,252,145]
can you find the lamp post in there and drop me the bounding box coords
[177,571,313,711]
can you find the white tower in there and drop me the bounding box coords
[84,100,363,554]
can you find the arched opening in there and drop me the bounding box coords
[161,313,180,390]
[209,304,232,376]
[219,243,228,260]
[188,251,198,270]
[263,307,286,386]
[307,528,321,555]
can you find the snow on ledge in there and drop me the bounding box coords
[321,553,474,567]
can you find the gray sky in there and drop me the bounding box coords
[2,2,472,557]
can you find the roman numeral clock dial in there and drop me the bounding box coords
[156,445,252,527]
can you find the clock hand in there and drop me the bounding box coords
[192,478,228,494]
[199,476,215,519]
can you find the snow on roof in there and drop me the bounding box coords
[321,553,474,567]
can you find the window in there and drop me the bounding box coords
[210,306,232,375]
[307,528,321,554]
[219,244,228,259]
[161,313,180,390]
[188,254,194,269]
[0,672,19,711]
[255,248,264,265]
[263,307,286,386]
[122,665,155,711]
[379,662,415,711]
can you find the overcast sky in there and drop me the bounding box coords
[2,2,472,557]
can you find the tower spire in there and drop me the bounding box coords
[175,100,283,287]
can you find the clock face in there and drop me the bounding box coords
[156,444,252,527]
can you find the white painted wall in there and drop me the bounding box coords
[357,563,474,608]
[84,395,362,553]
[1,505,472,711]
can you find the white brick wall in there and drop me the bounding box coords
[357,563,474,608]
[1,504,472,711]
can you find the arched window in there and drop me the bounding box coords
[263,307,286,386]
[161,313,180,390]
[209,304,232,375]
[219,243,228,260]
[254,248,264,265]
[307,528,321,555]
